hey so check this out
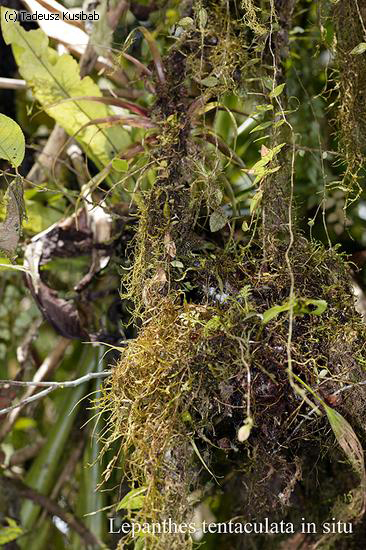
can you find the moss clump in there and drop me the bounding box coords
[101,237,366,549]
[98,2,366,548]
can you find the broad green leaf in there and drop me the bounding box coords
[0,114,25,168]
[112,158,129,172]
[0,518,23,545]
[1,8,129,170]
[116,487,147,511]
[350,42,366,55]
[209,207,228,232]
[134,538,147,550]
[269,83,285,99]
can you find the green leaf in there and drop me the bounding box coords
[87,0,119,56]
[255,104,273,112]
[112,158,129,172]
[178,17,194,28]
[171,259,184,268]
[209,207,228,232]
[1,8,129,170]
[203,315,222,336]
[262,301,291,324]
[269,83,286,98]
[350,42,366,55]
[262,298,327,324]
[0,518,23,545]
[134,538,147,550]
[200,76,219,87]
[0,114,25,168]
[250,121,273,133]
[298,299,327,315]
[198,7,208,28]
[325,406,365,481]
[14,417,37,430]
[249,189,263,214]
[116,487,147,511]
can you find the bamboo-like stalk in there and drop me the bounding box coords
[19,344,101,548]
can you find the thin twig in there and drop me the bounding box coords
[0,77,26,90]
[334,380,366,395]
[0,371,112,416]
[1,476,102,547]
[0,371,112,388]
[0,337,70,439]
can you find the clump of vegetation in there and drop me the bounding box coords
[103,230,366,548]
[96,2,366,549]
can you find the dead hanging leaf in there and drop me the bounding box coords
[0,178,26,255]
[164,233,176,258]
[152,267,167,286]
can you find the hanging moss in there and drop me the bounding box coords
[98,1,366,549]
[334,0,366,201]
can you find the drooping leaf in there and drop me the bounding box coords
[0,114,25,168]
[1,8,129,169]
[88,0,120,55]
[0,178,26,255]
[325,406,365,483]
